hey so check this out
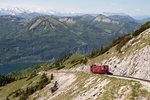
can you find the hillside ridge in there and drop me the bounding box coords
[0,15,140,65]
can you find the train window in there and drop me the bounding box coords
[101,66,104,70]
[94,66,97,69]
[97,67,100,69]
[106,66,109,69]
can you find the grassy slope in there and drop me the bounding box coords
[86,22,150,65]
[0,75,41,100]
[4,72,149,100]
[89,28,150,64]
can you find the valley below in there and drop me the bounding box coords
[0,62,41,75]
[0,14,141,65]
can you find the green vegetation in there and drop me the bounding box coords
[0,75,41,99]
[116,21,150,52]
[6,21,150,80]
[0,75,15,86]
[116,34,132,52]
[0,18,150,100]
[6,73,51,100]
[1,72,149,100]
[88,21,150,58]
[0,15,140,65]
[132,22,150,36]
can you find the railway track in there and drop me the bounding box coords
[92,72,150,82]
[107,74,150,83]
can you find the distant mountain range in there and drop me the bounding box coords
[0,12,142,65]
[0,7,150,22]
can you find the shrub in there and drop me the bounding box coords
[51,81,58,93]
[88,49,96,58]
[116,35,132,52]
[50,74,54,80]
[7,73,50,100]
[56,66,65,70]
[0,75,15,86]
[132,22,150,36]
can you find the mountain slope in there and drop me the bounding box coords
[7,21,150,80]
[2,23,150,99]
[1,71,150,100]
[108,15,135,22]
[0,15,141,65]
[138,17,150,24]
[87,22,150,81]
[0,15,27,39]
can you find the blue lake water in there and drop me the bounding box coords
[0,63,40,75]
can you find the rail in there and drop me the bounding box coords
[107,74,150,82]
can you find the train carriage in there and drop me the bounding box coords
[90,64,109,74]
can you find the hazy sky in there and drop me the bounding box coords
[0,0,150,16]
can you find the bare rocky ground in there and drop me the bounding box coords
[27,68,150,100]
[28,72,76,100]
[74,79,110,100]
[100,44,150,81]
[58,64,150,93]
[29,71,112,100]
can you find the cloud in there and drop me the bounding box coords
[0,3,55,12]
[116,9,123,11]
[135,8,141,12]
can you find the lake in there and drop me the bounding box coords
[0,63,40,75]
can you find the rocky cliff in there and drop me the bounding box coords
[88,28,150,80]
[67,28,150,81]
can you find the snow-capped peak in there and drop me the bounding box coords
[0,7,58,16]
[0,7,32,15]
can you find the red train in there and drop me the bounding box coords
[90,64,109,74]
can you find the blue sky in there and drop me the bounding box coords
[0,0,150,16]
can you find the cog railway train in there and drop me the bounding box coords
[90,64,109,74]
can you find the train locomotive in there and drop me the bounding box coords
[90,64,109,74]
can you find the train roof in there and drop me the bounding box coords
[91,65,108,66]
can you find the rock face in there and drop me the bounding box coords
[93,14,119,24]
[59,17,76,24]
[26,71,149,100]
[99,28,150,80]
[68,44,150,80]
[101,45,150,80]
[74,79,110,100]
[71,28,150,81]
[29,19,42,30]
